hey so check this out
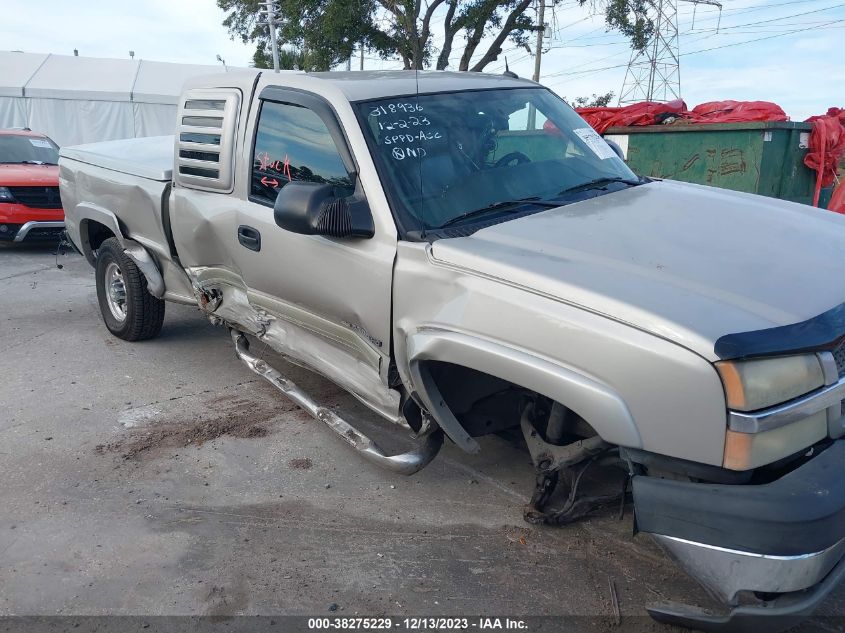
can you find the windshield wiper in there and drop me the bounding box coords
[17,160,56,165]
[440,197,561,228]
[557,176,642,196]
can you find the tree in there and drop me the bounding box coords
[597,0,653,51]
[253,44,321,70]
[570,91,615,108]
[219,0,654,73]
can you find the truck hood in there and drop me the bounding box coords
[0,164,59,186]
[430,180,845,361]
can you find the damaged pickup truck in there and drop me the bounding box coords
[60,69,845,630]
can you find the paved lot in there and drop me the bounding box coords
[0,244,841,630]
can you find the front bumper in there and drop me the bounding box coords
[0,201,65,241]
[0,220,66,242]
[653,533,845,602]
[633,440,845,627]
[648,552,845,633]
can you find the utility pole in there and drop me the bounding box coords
[527,0,546,129]
[532,0,546,83]
[360,45,364,70]
[619,0,721,104]
[260,0,282,72]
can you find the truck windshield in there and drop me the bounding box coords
[354,87,639,233]
[0,134,60,165]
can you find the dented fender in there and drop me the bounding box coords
[67,201,167,300]
[123,239,166,298]
[393,241,728,466]
[72,203,126,265]
[407,328,641,453]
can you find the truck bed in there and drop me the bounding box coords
[59,135,194,303]
[60,136,173,182]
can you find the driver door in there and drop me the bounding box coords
[229,89,399,417]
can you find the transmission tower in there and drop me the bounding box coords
[618,0,721,104]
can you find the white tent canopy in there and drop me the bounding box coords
[0,51,237,146]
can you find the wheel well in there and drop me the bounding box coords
[80,220,116,264]
[423,360,597,441]
[84,220,115,251]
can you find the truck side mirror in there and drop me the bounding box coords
[273,181,375,239]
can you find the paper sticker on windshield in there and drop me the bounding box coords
[573,127,617,160]
[29,138,52,149]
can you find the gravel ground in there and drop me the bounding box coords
[0,243,841,632]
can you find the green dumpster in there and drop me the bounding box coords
[604,121,826,207]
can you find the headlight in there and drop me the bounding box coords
[716,354,824,411]
[0,187,15,202]
[724,411,827,470]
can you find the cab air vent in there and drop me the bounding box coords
[175,89,240,193]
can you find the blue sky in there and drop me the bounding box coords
[1,0,842,120]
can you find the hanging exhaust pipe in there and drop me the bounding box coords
[231,330,443,475]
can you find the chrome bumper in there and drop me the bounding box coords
[652,533,845,604]
[13,220,65,242]
[634,440,845,629]
[648,534,845,632]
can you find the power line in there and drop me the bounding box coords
[550,16,845,48]
[688,1,845,30]
[677,0,840,31]
[488,52,533,73]
[450,0,844,77]
[681,16,845,54]
[544,30,719,80]
[679,0,834,18]
[546,62,633,86]
[617,0,845,104]
[542,16,845,88]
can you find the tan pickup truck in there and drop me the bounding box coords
[59,69,845,630]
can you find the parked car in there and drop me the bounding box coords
[59,69,845,631]
[0,128,64,242]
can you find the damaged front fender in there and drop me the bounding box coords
[406,327,641,453]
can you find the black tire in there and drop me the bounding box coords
[95,237,165,341]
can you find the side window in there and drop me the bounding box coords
[251,101,353,205]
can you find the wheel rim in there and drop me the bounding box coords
[104,261,127,322]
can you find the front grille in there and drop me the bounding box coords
[9,186,62,209]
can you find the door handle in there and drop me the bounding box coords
[238,225,261,252]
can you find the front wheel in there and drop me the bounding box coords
[95,237,165,341]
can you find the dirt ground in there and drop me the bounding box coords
[1,244,842,632]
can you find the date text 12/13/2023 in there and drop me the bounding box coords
[307,618,528,630]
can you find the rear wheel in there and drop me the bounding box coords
[95,237,165,341]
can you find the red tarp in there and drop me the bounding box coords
[688,100,788,123]
[574,99,786,134]
[804,107,845,207]
[576,99,687,134]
